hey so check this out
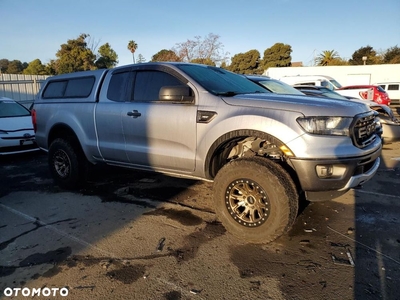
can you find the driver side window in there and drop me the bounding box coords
[132,71,183,102]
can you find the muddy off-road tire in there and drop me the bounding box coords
[213,157,299,244]
[48,138,88,189]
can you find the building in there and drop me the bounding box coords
[264,64,400,86]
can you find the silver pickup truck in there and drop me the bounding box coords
[32,62,382,243]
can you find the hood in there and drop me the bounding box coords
[221,93,371,117]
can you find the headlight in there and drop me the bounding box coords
[297,116,352,136]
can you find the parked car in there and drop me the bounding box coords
[293,86,400,142]
[0,97,39,155]
[336,85,391,106]
[293,85,354,100]
[372,104,400,142]
[374,82,400,103]
[277,75,342,90]
[245,75,306,95]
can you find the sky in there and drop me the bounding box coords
[1,0,399,68]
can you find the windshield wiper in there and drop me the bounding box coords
[216,91,239,96]
[252,90,269,94]
[216,90,269,96]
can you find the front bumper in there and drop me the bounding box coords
[289,144,382,201]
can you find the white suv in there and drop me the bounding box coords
[375,82,400,103]
[278,75,342,90]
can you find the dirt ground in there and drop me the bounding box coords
[1,141,400,300]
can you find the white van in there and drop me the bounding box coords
[375,82,400,102]
[278,75,342,91]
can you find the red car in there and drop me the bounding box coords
[336,85,391,105]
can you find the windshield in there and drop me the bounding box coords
[376,86,387,93]
[255,79,304,95]
[176,65,269,96]
[0,100,31,118]
[330,79,342,89]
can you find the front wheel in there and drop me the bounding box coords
[213,157,299,244]
[48,138,88,189]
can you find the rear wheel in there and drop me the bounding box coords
[48,138,88,189]
[213,157,298,244]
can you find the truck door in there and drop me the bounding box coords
[95,70,132,163]
[122,69,197,172]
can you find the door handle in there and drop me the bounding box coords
[127,110,141,118]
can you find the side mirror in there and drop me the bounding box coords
[159,85,194,103]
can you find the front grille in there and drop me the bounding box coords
[351,112,377,148]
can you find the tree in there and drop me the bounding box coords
[190,58,216,66]
[45,60,58,75]
[95,43,118,69]
[383,46,400,64]
[261,43,292,70]
[136,54,146,63]
[315,50,340,66]
[54,33,96,74]
[151,49,181,62]
[219,61,228,69]
[228,50,261,74]
[173,33,228,65]
[23,59,47,75]
[127,40,138,63]
[0,59,9,73]
[349,45,379,65]
[326,57,349,66]
[6,60,24,74]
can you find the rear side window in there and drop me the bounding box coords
[43,81,67,98]
[107,71,131,102]
[43,76,95,98]
[388,84,399,91]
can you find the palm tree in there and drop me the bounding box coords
[316,50,340,66]
[127,40,138,63]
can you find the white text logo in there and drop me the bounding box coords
[3,287,69,297]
